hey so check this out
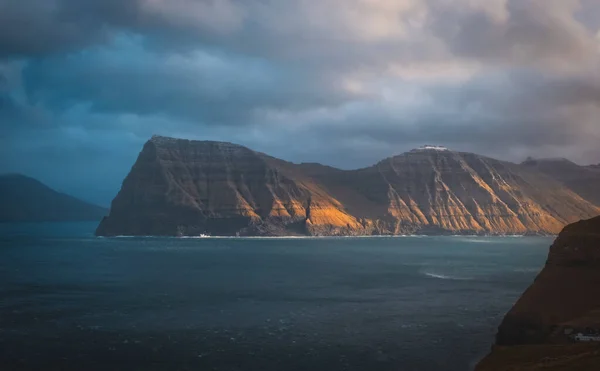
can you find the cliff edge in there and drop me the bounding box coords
[477,216,600,370]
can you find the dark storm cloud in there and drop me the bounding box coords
[1,0,599,203]
[0,0,140,58]
[21,40,361,125]
[0,0,249,59]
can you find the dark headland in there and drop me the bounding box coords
[477,215,600,370]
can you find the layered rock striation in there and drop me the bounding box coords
[96,136,363,236]
[96,136,600,236]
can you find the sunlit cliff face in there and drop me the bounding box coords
[1,0,599,204]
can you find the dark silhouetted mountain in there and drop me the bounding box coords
[0,174,108,223]
[96,136,600,236]
[477,216,600,370]
[522,158,600,207]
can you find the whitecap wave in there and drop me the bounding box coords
[422,271,472,280]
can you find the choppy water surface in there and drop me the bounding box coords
[0,223,551,371]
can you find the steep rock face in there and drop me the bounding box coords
[97,137,600,236]
[311,149,598,235]
[522,158,600,207]
[96,136,363,236]
[0,174,107,223]
[494,216,600,346]
[477,216,600,371]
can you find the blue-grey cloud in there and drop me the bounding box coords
[21,37,361,124]
[1,0,599,205]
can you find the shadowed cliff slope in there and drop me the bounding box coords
[477,216,600,371]
[96,136,600,236]
[522,158,600,207]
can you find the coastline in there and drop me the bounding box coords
[99,233,555,239]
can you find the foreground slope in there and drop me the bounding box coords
[0,174,108,222]
[96,136,599,236]
[477,216,600,371]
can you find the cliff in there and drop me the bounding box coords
[477,216,600,371]
[96,136,363,236]
[313,150,598,236]
[0,174,108,223]
[96,136,600,236]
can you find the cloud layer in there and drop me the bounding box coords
[1,0,599,205]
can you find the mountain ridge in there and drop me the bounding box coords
[0,174,108,223]
[522,157,600,207]
[96,136,600,237]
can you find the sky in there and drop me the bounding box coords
[1,0,600,206]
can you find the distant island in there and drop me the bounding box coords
[96,135,599,237]
[0,174,108,223]
[477,215,600,370]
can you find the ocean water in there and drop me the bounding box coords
[0,222,552,371]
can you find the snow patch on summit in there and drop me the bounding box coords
[415,145,448,151]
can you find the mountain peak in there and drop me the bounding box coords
[0,173,36,180]
[0,173,47,188]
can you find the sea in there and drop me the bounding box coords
[0,222,553,371]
